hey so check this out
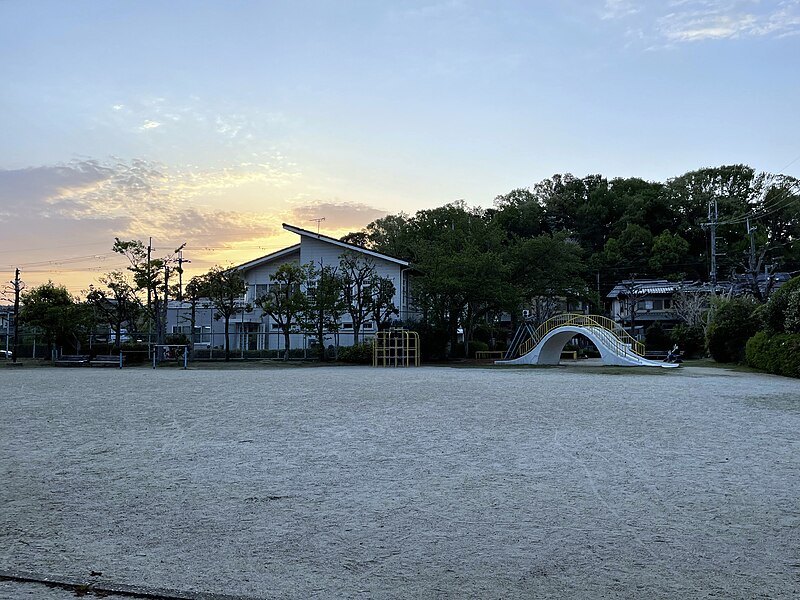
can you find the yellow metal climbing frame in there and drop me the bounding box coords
[515,313,645,359]
[373,328,421,367]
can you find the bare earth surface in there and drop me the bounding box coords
[1,364,798,599]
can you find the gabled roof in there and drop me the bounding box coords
[282,223,410,267]
[607,279,718,299]
[236,244,301,272]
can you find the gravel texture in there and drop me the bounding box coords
[1,364,798,599]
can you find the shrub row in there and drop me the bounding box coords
[745,331,800,378]
[337,341,375,364]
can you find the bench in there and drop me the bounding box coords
[475,350,506,360]
[645,351,669,360]
[560,350,578,361]
[90,354,124,368]
[54,355,89,367]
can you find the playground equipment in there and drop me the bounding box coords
[498,313,679,368]
[373,329,420,367]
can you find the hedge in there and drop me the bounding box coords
[337,341,375,364]
[745,331,800,378]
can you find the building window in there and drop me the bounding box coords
[341,322,353,330]
[254,284,268,299]
[363,321,374,330]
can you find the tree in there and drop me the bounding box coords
[649,231,690,279]
[21,282,94,355]
[86,271,142,349]
[353,213,415,260]
[509,232,589,325]
[368,274,398,330]
[254,263,311,360]
[491,188,546,240]
[706,295,761,363]
[181,275,208,348]
[112,238,180,349]
[339,252,387,344]
[615,276,647,338]
[203,266,248,361]
[409,202,511,358]
[300,262,346,361]
[672,286,713,334]
[601,224,653,277]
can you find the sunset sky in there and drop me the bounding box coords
[2,0,800,295]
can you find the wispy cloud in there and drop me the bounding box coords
[0,157,299,247]
[600,0,800,43]
[602,0,641,20]
[0,152,393,289]
[288,202,387,231]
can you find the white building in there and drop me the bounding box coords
[166,223,413,356]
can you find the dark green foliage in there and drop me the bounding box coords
[746,331,800,378]
[648,231,690,279]
[706,296,761,363]
[202,266,249,361]
[118,342,149,364]
[785,289,800,333]
[20,282,95,353]
[454,339,489,358]
[763,276,800,333]
[670,324,705,359]
[644,321,671,351]
[337,341,374,364]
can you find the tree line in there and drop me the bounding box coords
[341,164,799,357]
[15,163,800,364]
[18,243,398,362]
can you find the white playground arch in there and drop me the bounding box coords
[497,314,679,368]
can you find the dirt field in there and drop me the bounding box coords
[1,364,798,599]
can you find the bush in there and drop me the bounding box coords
[119,342,149,364]
[337,341,374,364]
[746,331,800,378]
[784,289,800,334]
[454,339,489,358]
[645,321,671,351]
[763,275,800,333]
[670,324,705,359]
[706,296,761,363]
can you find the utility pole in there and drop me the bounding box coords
[746,217,757,270]
[702,198,718,289]
[175,244,189,302]
[12,268,21,364]
[147,237,153,310]
[746,217,758,297]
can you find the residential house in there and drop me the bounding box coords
[607,279,701,339]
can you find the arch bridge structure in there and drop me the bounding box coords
[496,314,679,368]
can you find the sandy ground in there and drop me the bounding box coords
[1,364,798,599]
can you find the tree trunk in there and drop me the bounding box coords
[224,317,230,361]
[283,328,291,361]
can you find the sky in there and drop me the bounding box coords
[2,0,800,295]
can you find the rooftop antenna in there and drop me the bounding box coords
[309,217,325,234]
